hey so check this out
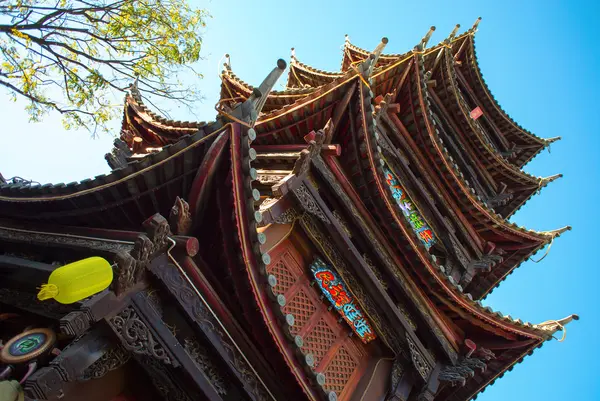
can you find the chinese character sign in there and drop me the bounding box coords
[311,258,377,343]
[382,165,437,250]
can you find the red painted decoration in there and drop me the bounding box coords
[470,106,483,120]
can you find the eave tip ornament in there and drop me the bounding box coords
[37,257,113,304]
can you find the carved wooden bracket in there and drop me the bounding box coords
[169,196,192,235]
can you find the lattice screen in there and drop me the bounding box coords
[267,241,369,401]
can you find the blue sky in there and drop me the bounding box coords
[1,1,598,400]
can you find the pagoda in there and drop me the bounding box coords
[0,18,576,401]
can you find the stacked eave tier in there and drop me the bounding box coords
[0,120,226,229]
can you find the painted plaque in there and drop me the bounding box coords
[383,165,437,250]
[470,106,483,120]
[311,258,376,343]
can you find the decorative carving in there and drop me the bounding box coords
[184,338,227,395]
[312,155,458,362]
[257,173,290,185]
[299,213,401,353]
[293,184,329,223]
[406,336,433,380]
[390,358,404,391]
[292,128,326,177]
[332,210,352,238]
[113,250,138,295]
[439,357,487,387]
[143,356,192,401]
[362,254,388,290]
[108,306,172,365]
[149,261,270,401]
[396,304,417,331]
[142,213,171,252]
[113,214,172,295]
[274,207,300,224]
[169,197,192,235]
[81,346,130,381]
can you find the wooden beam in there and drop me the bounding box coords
[326,82,357,143]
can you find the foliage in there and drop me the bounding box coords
[0,0,208,134]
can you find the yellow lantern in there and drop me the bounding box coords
[37,257,113,304]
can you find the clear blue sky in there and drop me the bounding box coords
[1,1,598,400]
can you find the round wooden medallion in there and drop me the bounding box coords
[0,328,56,364]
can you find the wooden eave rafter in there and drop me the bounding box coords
[433,48,559,217]
[0,125,225,230]
[352,57,561,342]
[403,55,568,293]
[454,34,557,167]
[348,74,576,400]
[220,68,316,114]
[120,85,204,153]
[230,124,322,401]
[287,54,341,89]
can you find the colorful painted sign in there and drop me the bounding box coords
[310,258,377,343]
[382,165,437,250]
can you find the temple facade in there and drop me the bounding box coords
[0,19,577,401]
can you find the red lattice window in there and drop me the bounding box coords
[283,289,317,335]
[323,345,359,395]
[268,239,369,401]
[301,318,337,367]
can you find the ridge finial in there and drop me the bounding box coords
[360,37,389,77]
[419,26,436,50]
[449,24,461,40]
[226,59,287,125]
[473,17,482,32]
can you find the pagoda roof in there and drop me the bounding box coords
[451,32,558,167]
[285,27,557,168]
[432,46,562,217]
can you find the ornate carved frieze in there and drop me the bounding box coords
[333,210,352,238]
[292,126,327,177]
[80,345,131,381]
[169,196,192,235]
[438,357,487,387]
[274,207,300,225]
[184,338,228,395]
[298,213,401,353]
[113,213,172,295]
[148,260,270,401]
[293,183,329,224]
[108,306,173,365]
[406,336,433,380]
[143,356,193,401]
[311,155,458,362]
[362,253,388,290]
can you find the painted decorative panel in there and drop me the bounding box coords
[382,164,437,250]
[310,258,377,343]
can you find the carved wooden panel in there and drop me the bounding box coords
[267,238,369,401]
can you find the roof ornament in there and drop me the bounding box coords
[224,54,231,71]
[472,17,482,33]
[448,24,461,40]
[539,173,563,189]
[535,314,579,342]
[290,47,296,63]
[359,37,389,78]
[224,59,287,126]
[416,26,436,51]
[529,225,571,263]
